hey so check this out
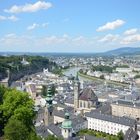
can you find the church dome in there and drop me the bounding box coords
[61,113,72,129]
[62,120,72,129]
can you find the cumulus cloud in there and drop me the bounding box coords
[0,15,18,21]
[27,23,39,30]
[72,36,87,46]
[121,34,140,44]
[4,1,52,14]
[0,34,33,48]
[99,34,119,42]
[97,19,125,32]
[124,28,138,35]
[27,22,49,30]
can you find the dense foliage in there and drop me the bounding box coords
[92,65,114,73]
[0,85,63,140]
[0,85,39,139]
[134,74,140,79]
[91,65,129,73]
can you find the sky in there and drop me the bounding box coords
[0,0,140,53]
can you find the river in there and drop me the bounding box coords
[63,67,128,88]
[63,67,92,81]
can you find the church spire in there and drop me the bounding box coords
[44,85,54,126]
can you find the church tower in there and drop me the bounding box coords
[74,73,80,112]
[44,86,54,126]
[61,113,72,139]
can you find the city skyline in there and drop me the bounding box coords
[0,0,140,52]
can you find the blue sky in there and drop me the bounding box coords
[0,0,140,52]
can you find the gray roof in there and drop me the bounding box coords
[47,124,62,138]
[85,112,136,127]
[54,107,76,119]
[125,92,140,101]
[36,124,62,138]
[35,108,45,123]
[54,110,65,118]
[65,97,74,104]
[124,128,138,140]
[35,125,49,137]
[71,117,87,127]
[112,99,140,108]
[92,102,111,114]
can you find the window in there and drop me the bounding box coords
[80,102,82,107]
[50,112,52,116]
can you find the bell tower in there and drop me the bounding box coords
[44,86,54,126]
[74,73,80,112]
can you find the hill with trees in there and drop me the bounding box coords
[0,55,59,85]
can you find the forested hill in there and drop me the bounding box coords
[0,55,58,85]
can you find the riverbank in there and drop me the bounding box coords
[78,72,129,87]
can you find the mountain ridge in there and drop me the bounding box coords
[103,47,140,56]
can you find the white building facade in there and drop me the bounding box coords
[85,112,136,135]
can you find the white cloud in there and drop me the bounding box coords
[42,22,49,28]
[124,28,138,35]
[27,22,49,30]
[1,33,140,52]
[99,34,119,42]
[8,15,19,21]
[121,34,140,44]
[27,23,39,30]
[0,34,32,48]
[97,19,125,32]
[5,33,16,38]
[0,15,6,20]
[4,1,52,14]
[0,15,18,21]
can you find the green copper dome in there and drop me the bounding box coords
[61,113,72,129]
[61,120,72,129]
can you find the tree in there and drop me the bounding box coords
[0,85,7,136]
[13,106,35,129]
[100,75,105,79]
[45,135,63,140]
[28,131,42,140]
[0,85,6,104]
[0,86,42,139]
[4,118,29,140]
[117,131,124,140]
[1,89,35,131]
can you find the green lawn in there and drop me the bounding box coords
[78,129,124,140]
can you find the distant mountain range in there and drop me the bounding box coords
[0,47,140,56]
[102,47,140,56]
